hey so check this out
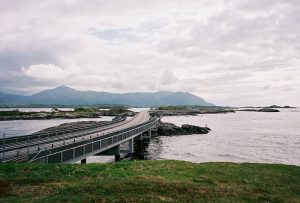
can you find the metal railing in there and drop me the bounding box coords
[1,113,158,163]
[0,118,130,162]
[31,117,159,163]
[0,118,126,146]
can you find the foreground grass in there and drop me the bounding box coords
[0,160,299,202]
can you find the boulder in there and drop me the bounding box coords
[157,122,211,136]
[181,124,211,134]
[258,108,280,112]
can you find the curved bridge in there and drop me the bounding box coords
[0,111,159,163]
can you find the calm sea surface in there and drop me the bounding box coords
[0,117,114,137]
[0,108,299,165]
[146,108,300,166]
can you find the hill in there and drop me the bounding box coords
[0,85,214,107]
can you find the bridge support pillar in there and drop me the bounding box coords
[97,145,121,162]
[115,154,121,162]
[148,129,152,139]
[134,134,145,159]
[81,158,86,164]
[135,134,143,141]
[129,138,134,153]
[120,139,134,159]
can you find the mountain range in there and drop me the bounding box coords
[0,85,214,107]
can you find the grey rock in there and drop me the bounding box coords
[157,122,211,136]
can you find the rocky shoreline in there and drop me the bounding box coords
[236,108,280,112]
[156,121,211,136]
[150,108,235,117]
[0,108,136,121]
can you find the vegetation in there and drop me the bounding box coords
[0,110,35,117]
[158,105,189,110]
[152,106,235,116]
[108,107,130,114]
[0,107,134,120]
[74,107,99,112]
[0,160,299,202]
[157,105,229,110]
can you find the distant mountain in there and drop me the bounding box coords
[0,92,26,105]
[0,85,215,107]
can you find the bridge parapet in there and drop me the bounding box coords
[34,117,159,163]
[1,116,159,163]
[0,118,126,147]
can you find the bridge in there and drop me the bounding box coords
[0,111,160,164]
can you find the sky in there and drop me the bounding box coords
[0,0,299,106]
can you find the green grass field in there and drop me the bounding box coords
[0,160,299,202]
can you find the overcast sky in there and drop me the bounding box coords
[0,0,299,106]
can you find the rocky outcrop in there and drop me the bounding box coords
[150,108,235,117]
[236,108,280,112]
[157,122,211,136]
[258,108,280,112]
[0,108,136,121]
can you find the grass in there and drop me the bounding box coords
[0,110,34,117]
[0,160,299,202]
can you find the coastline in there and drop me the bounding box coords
[0,108,136,121]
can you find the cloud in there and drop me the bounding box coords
[0,0,299,106]
[159,70,178,85]
[22,64,68,80]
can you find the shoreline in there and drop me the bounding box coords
[0,108,136,121]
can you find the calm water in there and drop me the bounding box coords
[1,108,299,165]
[0,117,114,137]
[146,108,300,166]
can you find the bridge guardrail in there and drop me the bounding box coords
[1,116,142,156]
[1,115,159,163]
[30,117,159,163]
[0,118,126,146]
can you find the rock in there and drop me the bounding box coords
[237,109,258,112]
[181,124,211,134]
[236,108,280,112]
[157,122,182,136]
[157,122,211,136]
[258,108,280,112]
[150,108,235,117]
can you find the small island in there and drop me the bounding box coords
[150,106,235,116]
[0,107,135,121]
[237,108,280,112]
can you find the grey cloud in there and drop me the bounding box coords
[159,70,178,85]
[0,49,58,71]
[0,0,299,106]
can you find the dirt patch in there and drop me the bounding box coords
[158,195,174,202]
[11,183,56,197]
[50,181,69,189]
[0,180,12,197]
